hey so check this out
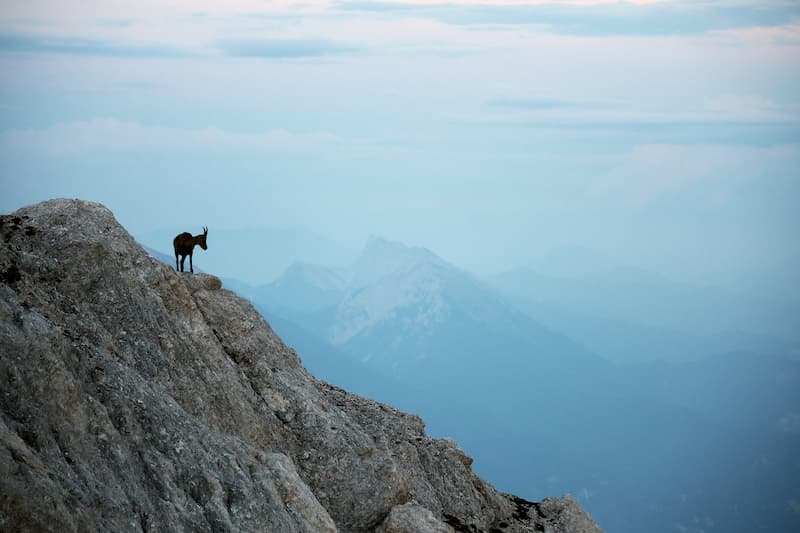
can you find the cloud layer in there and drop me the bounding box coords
[218,38,362,58]
[1,0,798,284]
[0,31,186,57]
[339,0,800,35]
[0,119,378,155]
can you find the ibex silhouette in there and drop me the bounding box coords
[173,226,207,273]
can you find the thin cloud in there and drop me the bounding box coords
[0,31,188,58]
[0,31,363,61]
[336,1,800,36]
[586,142,800,210]
[218,37,363,58]
[484,93,798,126]
[488,97,618,111]
[95,19,134,28]
[458,96,800,147]
[0,118,386,157]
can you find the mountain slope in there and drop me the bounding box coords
[256,306,423,414]
[255,237,800,533]
[0,199,602,532]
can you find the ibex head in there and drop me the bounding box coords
[198,226,208,250]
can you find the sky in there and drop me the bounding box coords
[1,0,799,287]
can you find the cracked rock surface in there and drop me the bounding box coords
[0,199,603,533]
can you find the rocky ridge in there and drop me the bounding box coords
[0,199,603,532]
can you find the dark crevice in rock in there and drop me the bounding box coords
[443,512,480,532]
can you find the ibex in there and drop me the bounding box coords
[173,226,208,273]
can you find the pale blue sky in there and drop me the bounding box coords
[1,0,799,286]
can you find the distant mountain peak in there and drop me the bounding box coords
[362,235,442,261]
[351,235,450,288]
[329,261,450,345]
[277,261,347,291]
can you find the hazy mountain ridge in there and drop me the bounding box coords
[248,236,800,533]
[0,199,603,532]
[257,262,348,315]
[348,236,452,289]
[487,267,800,357]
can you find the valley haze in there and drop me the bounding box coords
[142,229,800,533]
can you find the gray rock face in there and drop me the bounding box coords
[375,503,452,533]
[0,199,604,533]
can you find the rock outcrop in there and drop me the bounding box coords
[0,199,603,533]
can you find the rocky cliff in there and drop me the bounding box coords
[0,199,603,533]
